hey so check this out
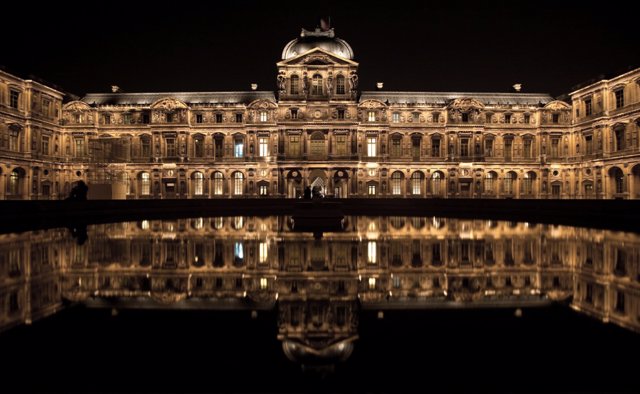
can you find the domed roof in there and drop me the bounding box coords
[282,28,354,60]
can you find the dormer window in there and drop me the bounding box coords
[196,114,203,123]
[166,113,173,123]
[392,112,400,123]
[462,113,469,122]
[337,109,345,120]
[336,75,346,94]
[614,89,624,109]
[290,75,300,95]
[585,98,592,116]
[215,113,223,123]
[104,114,111,124]
[552,113,559,123]
[290,108,298,119]
[524,114,530,124]
[235,113,243,123]
[504,114,511,123]
[9,90,19,109]
[74,113,82,123]
[259,111,268,122]
[368,111,376,122]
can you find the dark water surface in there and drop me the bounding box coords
[1,216,638,392]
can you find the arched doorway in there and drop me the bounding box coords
[286,170,302,198]
[333,169,349,198]
[430,171,445,197]
[8,168,26,199]
[410,171,424,196]
[308,169,327,197]
[608,166,625,198]
[632,164,640,199]
[523,171,537,197]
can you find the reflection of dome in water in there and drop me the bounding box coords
[282,28,354,60]
[282,337,356,365]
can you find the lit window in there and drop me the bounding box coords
[368,184,376,195]
[259,111,268,122]
[368,111,376,122]
[368,168,377,176]
[213,172,223,195]
[391,172,402,195]
[368,277,376,290]
[392,112,400,123]
[259,277,268,290]
[312,74,323,95]
[233,172,244,195]
[259,137,268,157]
[141,172,150,195]
[367,136,377,157]
[290,75,299,95]
[259,242,268,263]
[193,172,204,195]
[259,185,268,195]
[411,172,422,195]
[74,138,85,157]
[367,241,377,264]
[234,139,244,157]
[234,242,244,263]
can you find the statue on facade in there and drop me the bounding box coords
[277,73,286,94]
[302,75,309,96]
[349,72,358,96]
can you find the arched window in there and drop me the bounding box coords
[431,171,444,197]
[614,127,625,151]
[411,172,423,195]
[290,75,300,95]
[140,135,151,157]
[505,171,516,195]
[233,172,244,195]
[484,172,497,194]
[9,169,23,196]
[391,171,403,195]
[312,74,323,95]
[523,171,536,195]
[336,75,346,95]
[139,172,151,195]
[611,167,625,194]
[193,172,204,195]
[213,172,224,195]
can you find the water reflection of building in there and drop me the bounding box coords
[1,217,639,359]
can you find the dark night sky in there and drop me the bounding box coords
[3,1,638,98]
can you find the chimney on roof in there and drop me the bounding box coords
[512,83,522,93]
[251,83,258,91]
[376,82,384,90]
[111,85,121,93]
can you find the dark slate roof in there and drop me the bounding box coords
[360,91,554,106]
[81,91,276,106]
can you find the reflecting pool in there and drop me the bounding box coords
[1,216,639,392]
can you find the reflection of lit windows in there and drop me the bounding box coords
[368,221,377,231]
[367,241,377,264]
[233,216,244,229]
[141,220,149,230]
[141,172,150,195]
[233,172,244,195]
[213,217,224,229]
[368,277,376,289]
[260,277,268,290]
[234,242,244,262]
[193,217,204,229]
[234,139,244,157]
[213,172,223,195]
[259,242,268,263]
[193,172,204,195]
[393,276,401,289]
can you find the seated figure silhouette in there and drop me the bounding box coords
[303,186,312,199]
[67,180,89,201]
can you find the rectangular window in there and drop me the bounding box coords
[290,108,298,119]
[524,114,530,124]
[235,113,243,123]
[104,114,111,125]
[288,135,300,157]
[10,91,19,109]
[260,111,268,122]
[259,242,268,263]
[585,135,593,154]
[142,113,150,124]
[367,136,377,157]
[504,114,511,123]
[141,137,151,157]
[551,138,559,158]
[337,109,345,120]
[462,113,469,122]
[42,136,50,155]
[166,138,176,157]
[391,138,402,157]
[74,138,85,157]
[412,112,420,122]
[259,137,268,157]
[368,111,376,122]
[432,112,440,123]
[166,113,173,122]
[431,138,441,157]
[460,138,469,157]
[367,241,377,264]
[485,113,492,123]
[615,90,624,109]
[523,139,532,158]
[392,112,400,123]
[504,139,512,160]
[552,114,559,123]
[259,185,268,196]
[335,135,347,155]
[122,113,132,124]
[234,139,244,158]
[485,139,493,157]
[368,168,377,177]
[585,99,592,116]
[194,137,204,157]
[336,77,345,94]
[368,184,376,195]
[196,114,203,123]
[42,99,51,117]
[215,113,223,123]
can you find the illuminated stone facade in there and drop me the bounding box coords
[1,27,639,200]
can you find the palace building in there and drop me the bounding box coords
[1,26,639,200]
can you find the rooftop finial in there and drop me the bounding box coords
[320,17,331,32]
